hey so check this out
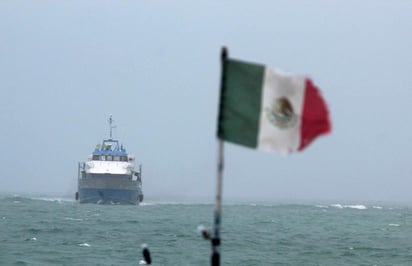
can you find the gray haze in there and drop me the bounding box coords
[1,1,411,204]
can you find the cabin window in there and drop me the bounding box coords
[120,156,127,162]
[100,155,106,161]
[92,155,99,160]
[106,155,112,161]
[114,156,120,161]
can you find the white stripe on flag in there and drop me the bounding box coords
[257,67,306,153]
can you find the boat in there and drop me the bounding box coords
[76,115,144,204]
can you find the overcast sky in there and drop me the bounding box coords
[1,1,411,205]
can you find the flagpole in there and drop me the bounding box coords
[211,46,228,266]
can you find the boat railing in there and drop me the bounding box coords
[78,162,86,180]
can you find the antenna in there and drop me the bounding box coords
[108,115,116,139]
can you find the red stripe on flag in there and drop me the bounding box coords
[298,79,331,151]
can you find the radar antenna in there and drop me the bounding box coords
[108,115,116,139]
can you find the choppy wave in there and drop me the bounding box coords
[139,201,213,206]
[0,195,74,203]
[330,204,367,210]
[30,197,75,203]
[1,199,412,265]
[63,217,83,221]
[0,196,406,211]
[315,204,372,210]
[1,197,209,206]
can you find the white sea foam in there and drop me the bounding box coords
[389,223,400,227]
[139,201,213,206]
[139,202,157,206]
[78,243,91,247]
[64,217,83,221]
[4,195,75,203]
[372,206,383,209]
[346,205,367,210]
[31,197,74,203]
[330,204,367,210]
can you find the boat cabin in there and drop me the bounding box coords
[91,139,132,162]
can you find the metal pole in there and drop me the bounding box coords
[211,46,228,266]
[212,139,224,266]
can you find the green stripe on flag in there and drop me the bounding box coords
[217,59,265,148]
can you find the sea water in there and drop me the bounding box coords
[1,196,412,266]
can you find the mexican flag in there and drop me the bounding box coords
[217,58,331,154]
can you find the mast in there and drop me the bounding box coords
[108,115,116,139]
